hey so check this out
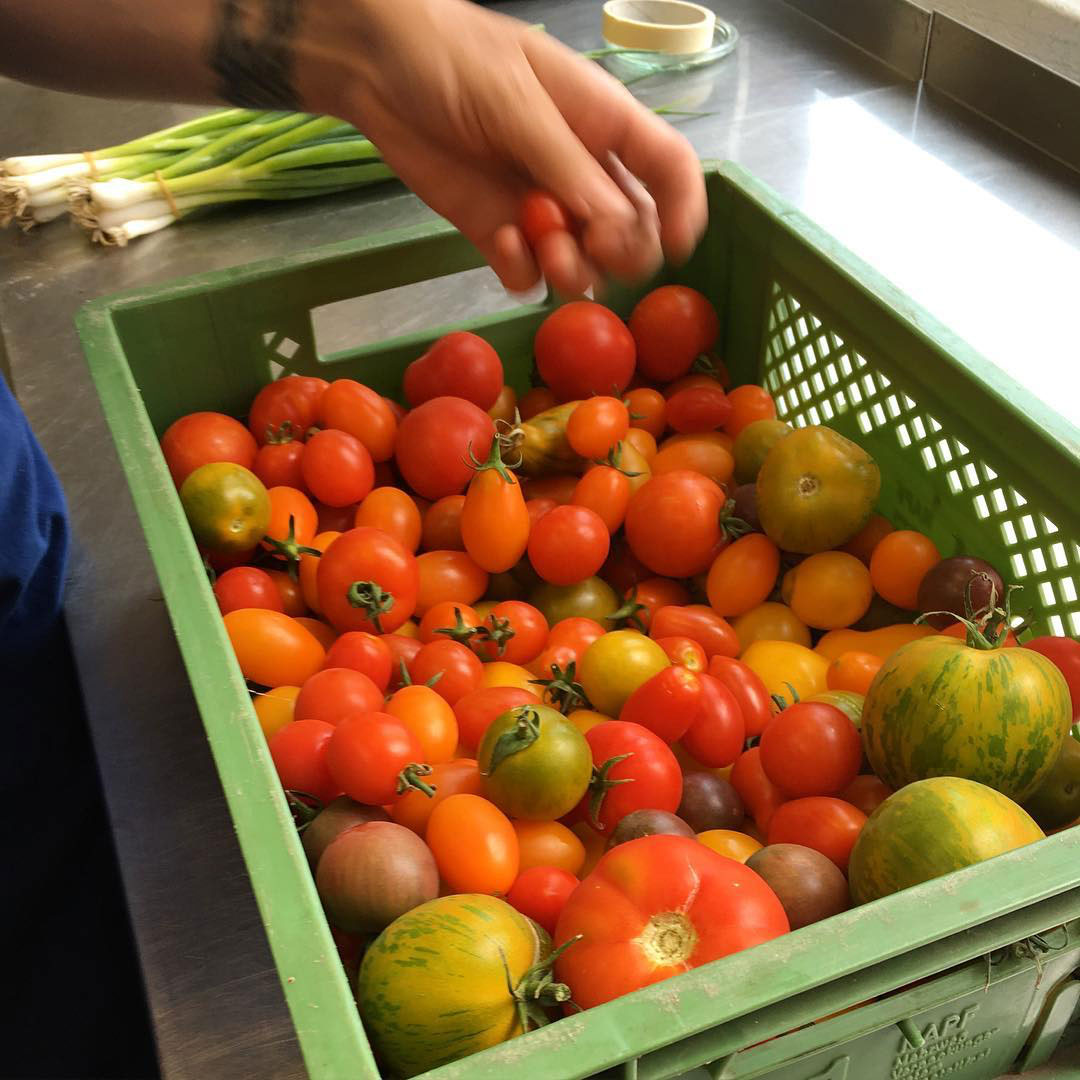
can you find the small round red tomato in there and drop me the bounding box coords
[224,608,326,687]
[547,617,608,657]
[625,471,725,578]
[572,466,631,534]
[386,683,459,763]
[507,866,578,936]
[477,601,549,665]
[404,331,503,411]
[767,797,867,873]
[383,634,424,691]
[651,605,739,660]
[410,639,483,705]
[264,570,306,617]
[415,550,488,615]
[326,711,433,805]
[841,774,892,817]
[666,385,733,433]
[317,379,397,462]
[567,397,630,460]
[526,497,559,529]
[528,505,610,586]
[622,578,692,633]
[315,502,356,533]
[294,667,384,727]
[730,747,787,832]
[1024,636,1080,723]
[317,527,419,634]
[724,385,776,438]
[426,793,519,894]
[454,686,541,752]
[519,189,571,248]
[514,820,587,875]
[759,702,862,798]
[418,601,481,645]
[354,487,423,552]
[628,286,719,383]
[421,495,466,552]
[253,439,305,491]
[619,666,703,743]
[162,411,258,487]
[390,758,484,836]
[301,429,374,508]
[323,631,393,691]
[249,376,326,445]
[519,386,558,421]
[268,718,340,804]
[655,636,707,672]
[553,835,788,1009]
[576,721,682,833]
[214,566,284,615]
[625,387,667,438]
[395,397,496,500]
[535,302,636,401]
[681,674,745,767]
[707,656,773,737]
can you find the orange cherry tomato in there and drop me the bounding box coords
[573,466,631,534]
[660,430,735,455]
[870,530,942,609]
[390,758,484,836]
[654,636,708,672]
[697,829,762,863]
[421,495,467,552]
[299,530,340,614]
[354,487,423,552]
[415,550,489,615]
[293,617,337,650]
[570,820,608,878]
[479,661,538,694]
[547,617,608,656]
[827,650,884,695]
[651,437,735,487]
[264,486,319,568]
[514,819,586,875]
[723,385,777,438]
[733,602,811,652]
[386,683,460,763]
[318,379,397,462]
[787,552,873,630]
[461,444,531,573]
[488,384,518,424]
[224,608,326,687]
[841,513,894,565]
[706,534,781,617]
[521,473,580,505]
[623,426,657,462]
[519,387,558,421]
[625,577,692,632]
[267,569,307,617]
[617,439,652,497]
[567,397,630,460]
[567,709,611,735]
[252,685,300,739]
[625,387,667,438]
[426,793,519,894]
[418,600,481,645]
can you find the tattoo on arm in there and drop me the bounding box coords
[210,0,303,109]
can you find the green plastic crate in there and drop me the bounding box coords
[76,162,1080,1080]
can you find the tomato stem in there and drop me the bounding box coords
[396,763,437,798]
[345,579,395,633]
[530,660,591,715]
[587,753,635,828]
[285,790,323,833]
[471,613,515,656]
[265,420,296,444]
[593,442,641,477]
[916,573,1021,650]
[435,606,484,647]
[770,683,800,711]
[718,498,752,542]
[466,437,519,483]
[265,514,322,580]
[512,934,582,1032]
[608,590,648,633]
[483,706,542,775]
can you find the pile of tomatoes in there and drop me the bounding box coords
[160,278,1080,1078]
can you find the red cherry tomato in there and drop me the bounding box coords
[655,636,707,673]
[731,747,787,832]
[418,601,481,645]
[1024,636,1080,723]
[301,429,374,508]
[665,384,733,433]
[507,866,578,936]
[624,578,692,633]
[266,570,307,617]
[253,440,305,491]
[526,497,559,529]
[759,702,862,798]
[323,631,393,692]
[421,495,467,552]
[410,639,483,705]
[534,302,636,402]
[162,411,258,487]
[294,667,384,727]
[213,566,284,615]
[767,797,867,873]
[519,190,572,248]
[317,527,419,634]
[268,718,340,804]
[404,332,504,411]
[574,721,682,833]
[707,655,774,738]
[841,774,892,817]
[383,634,423,691]
[651,605,739,660]
[619,666,703,743]
[547,617,608,657]
[477,601,549,665]
[681,673,745,767]
[628,285,719,383]
[567,397,630,460]
[395,397,496,500]
[528,505,610,586]
[572,467,631,534]
[326,712,432,805]
[248,376,326,445]
[453,686,541,752]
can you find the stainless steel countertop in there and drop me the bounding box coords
[3,1,1080,1076]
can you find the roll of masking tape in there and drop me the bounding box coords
[602,0,717,55]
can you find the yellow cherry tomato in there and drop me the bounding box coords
[252,685,300,740]
[733,601,811,653]
[697,829,762,863]
[480,661,538,694]
[568,709,612,735]
[740,640,829,702]
[578,629,669,717]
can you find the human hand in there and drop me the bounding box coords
[298,0,707,294]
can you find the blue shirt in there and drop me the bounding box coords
[0,372,69,659]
